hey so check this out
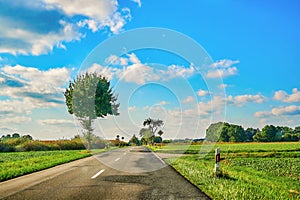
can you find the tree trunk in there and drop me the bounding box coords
[87,117,92,153]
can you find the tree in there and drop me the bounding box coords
[129,134,140,146]
[22,134,33,140]
[205,122,224,142]
[254,125,278,142]
[141,118,164,144]
[139,128,152,145]
[244,128,259,142]
[64,72,119,151]
[206,122,245,142]
[12,133,20,138]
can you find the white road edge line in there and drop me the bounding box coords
[115,157,120,161]
[152,152,165,164]
[91,169,105,179]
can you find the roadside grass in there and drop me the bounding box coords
[154,142,300,200]
[0,147,117,182]
[150,142,300,154]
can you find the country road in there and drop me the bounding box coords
[1,146,210,200]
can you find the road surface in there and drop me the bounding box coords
[1,146,210,200]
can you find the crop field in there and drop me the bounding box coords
[0,150,93,182]
[152,142,300,200]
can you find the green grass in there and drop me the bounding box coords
[155,142,300,200]
[0,147,117,182]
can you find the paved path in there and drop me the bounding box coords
[1,147,210,200]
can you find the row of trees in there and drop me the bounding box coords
[206,122,300,142]
[0,133,109,152]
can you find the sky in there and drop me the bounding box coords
[0,0,299,140]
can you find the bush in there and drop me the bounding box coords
[0,143,15,152]
[19,141,50,151]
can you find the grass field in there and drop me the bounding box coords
[152,142,300,200]
[0,148,116,182]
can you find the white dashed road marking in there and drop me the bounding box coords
[91,169,105,179]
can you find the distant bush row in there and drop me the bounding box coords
[0,134,109,152]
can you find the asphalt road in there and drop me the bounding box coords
[1,146,210,200]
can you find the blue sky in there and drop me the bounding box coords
[0,0,299,140]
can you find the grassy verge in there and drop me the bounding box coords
[0,147,117,182]
[153,142,300,199]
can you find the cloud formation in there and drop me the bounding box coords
[206,59,239,78]
[0,0,131,55]
[0,65,71,117]
[255,105,300,118]
[273,88,300,103]
[228,94,266,106]
[88,53,196,84]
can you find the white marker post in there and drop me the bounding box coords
[214,147,221,176]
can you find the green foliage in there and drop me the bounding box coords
[205,122,223,142]
[154,136,162,143]
[254,125,279,142]
[129,134,140,146]
[0,137,91,152]
[64,72,119,151]
[141,118,164,145]
[140,128,153,145]
[206,122,245,142]
[206,122,300,142]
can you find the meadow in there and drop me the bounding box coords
[151,142,300,200]
[0,148,115,182]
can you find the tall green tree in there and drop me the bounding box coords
[129,134,140,146]
[254,125,278,142]
[64,72,119,151]
[141,118,164,144]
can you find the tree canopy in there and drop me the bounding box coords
[206,122,299,142]
[140,118,164,145]
[64,72,119,151]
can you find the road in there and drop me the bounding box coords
[1,146,210,200]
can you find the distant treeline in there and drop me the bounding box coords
[0,133,108,152]
[206,122,300,142]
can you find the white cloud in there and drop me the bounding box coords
[219,84,228,89]
[182,96,195,103]
[198,96,226,116]
[254,105,300,118]
[0,65,71,116]
[254,111,272,118]
[273,88,300,103]
[128,106,137,111]
[131,0,142,7]
[121,63,160,84]
[44,0,131,34]
[86,63,116,80]
[206,59,239,78]
[228,94,266,106]
[234,94,266,104]
[0,0,131,55]
[206,66,238,78]
[162,64,195,80]
[158,101,170,105]
[211,59,240,68]
[272,105,300,116]
[197,89,209,97]
[87,53,197,85]
[1,65,70,95]
[128,53,141,64]
[37,119,74,125]
[0,116,32,124]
